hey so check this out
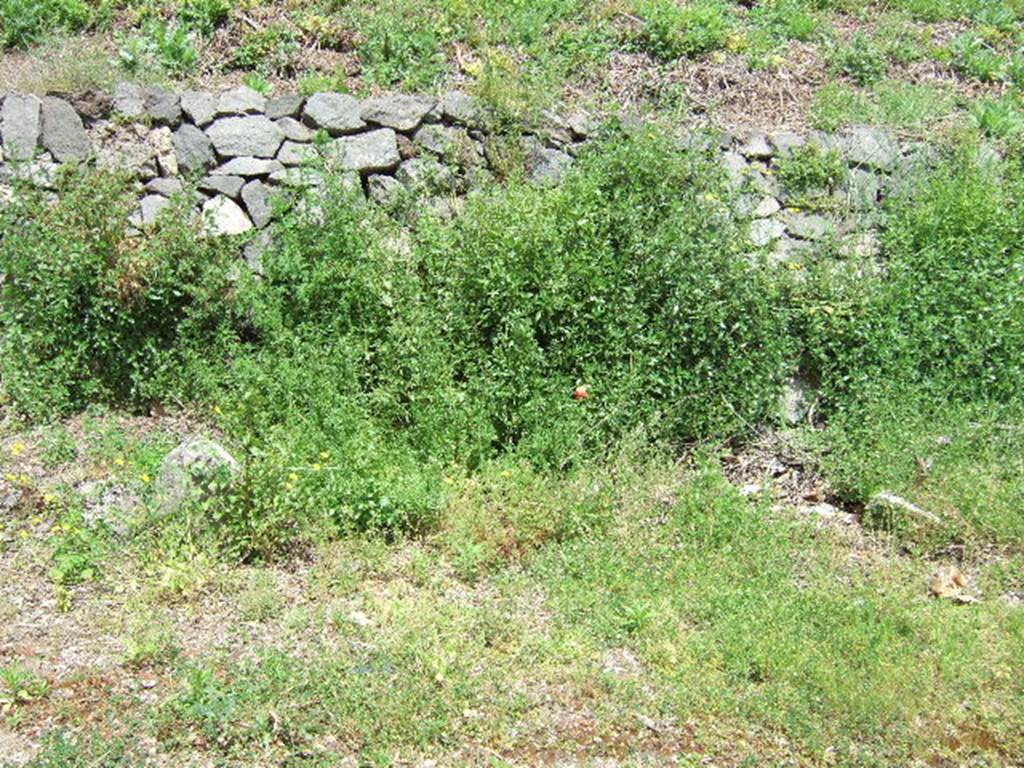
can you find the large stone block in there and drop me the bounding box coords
[207,116,285,158]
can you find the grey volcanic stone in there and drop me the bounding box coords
[113,82,145,119]
[785,212,832,241]
[368,174,404,205]
[277,140,317,166]
[173,123,215,174]
[40,97,90,161]
[440,90,487,128]
[268,166,326,187]
[156,437,240,515]
[213,157,284,176]
[567,112,596,140]
[275,117,314,142]
[720,151,748,189]
[361,93,435,132]
[753,196,781,217]
[843,169,881,210]
[302,93,365,135]
[413,124,457,156]
[207,116,284,158]
[736,132,772,160]
[266,94,304,119]
[216,86,266,116]
[181,91,216,126]
[241,179,273,227]
[834,127,900,172]
[1,95,42,160]
[332,128,400,173]
[749,218,786,246]
[145,177,183,196]
[202,196,253,235]
[524,140,572,185]
[144,87,182,126]
[396,157,456,193]
[200,174,245,198]
[769,131,805,155]
[138,194,171,225]
[243,230,273,274]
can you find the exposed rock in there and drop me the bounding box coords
[243,229,273,274]
[275,116,314,142]
[749,218,786,246]
[361,93,436,132]
[202,196,253,236]
[768,131,805,155]
[207,116,284,158]
[112,82,145,119]
[266,94,305,119]
[413,123,458,156]
[302,92,365,135]
[241,179,273,227]
[213,157,284,177]
[785,212,832,241]
[144,87,182,126]
[1,94,42,160]
[156,437,240,514]
[524,141,572,185]
[567,112,596,140]
[199,174,245,198]
[268,166,326,188]
[145,177,183,196]
[395,157,456,193]
[440,90,489,128]
[40,97,90,161]
[753,196,781,218]
[149,126,178,176]
[368,173,404,205]
[929,564,976,603]
[843,169,881,210]
[216,85,267,116]
[332,128,400,173]
[130,194,171,227]
[736,132,772,160]
[720,150,748,189]
[780,374,816,425]
[277,140,318,166]
[835,127,900,172]
[173,123,215,175]
[79,481,142,536]
[181,91,216,127]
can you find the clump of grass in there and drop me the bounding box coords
[629,0,735,61]
[777,143,847,195]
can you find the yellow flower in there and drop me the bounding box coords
[113,456,126,467]
[9,442,25,457]
[284,482,294,491]
[213,406,223,415]
[141,474,152,484]
[289,472,299,482]
[43,494,56,504]
[4,473,15,483]
[312,463,322,471]
[443,476,455,485]
[319,451,330,460]
[500,470,512,478]
[18,474,29,485]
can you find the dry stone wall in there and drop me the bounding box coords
[0,83,921,261]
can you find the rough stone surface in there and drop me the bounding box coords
[241,179,273,227]
[395,157,456,193]
[361,93,436,132]
[753,196,781,218]
[785,212,832,241]
[207,116,284,157]
[525,143,572,185]
[203,195,253,235]
[749,218,786,246]
[113,82,145,118]
[737,132,772,160]
[173,123,215,175]
[276,116,314,142]
[181,91,216,127]
[1,94,42,160]
[332,128,400,173]
[440,90,488,128]
[131,194,171,227]
[769,131,805,155]
[413,123,457,156]
[40,97,90,161]
[200,174,245,198]
[303,92,365,135]
[145,177,183,196]
[266,94,304,119]
[835,127,900,171]
[144,87,182,126]
[368,173,404,205]
[278,140,318,166]
[156,437,240,515]
[217,86,267,116]
[780,375,816,425]
[149,126,178,176]
[79,481,143,537]
[213,157,284,176]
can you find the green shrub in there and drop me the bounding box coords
[0,169,239,419]
[972,93,1024,139]
[356,8,446,88]
[950,32,1009,82]
[177,0,230,37]
[777,143,848,195]
[233,23,300,75]
[832,33,888,85]
[0,0,95,48]
[630,0,735,61]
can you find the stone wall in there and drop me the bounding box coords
[0,83,917,260]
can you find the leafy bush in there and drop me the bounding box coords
[777,143,847,194]
[118,21,199,75]
[832,33,888,85]
[0,0,95,48]
[630,0,735,61]
[233,23,300,75]
[0,169,239,419]
[356,8,445,88]
[178,0,230,37]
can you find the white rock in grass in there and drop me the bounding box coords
[202,195,253,236]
